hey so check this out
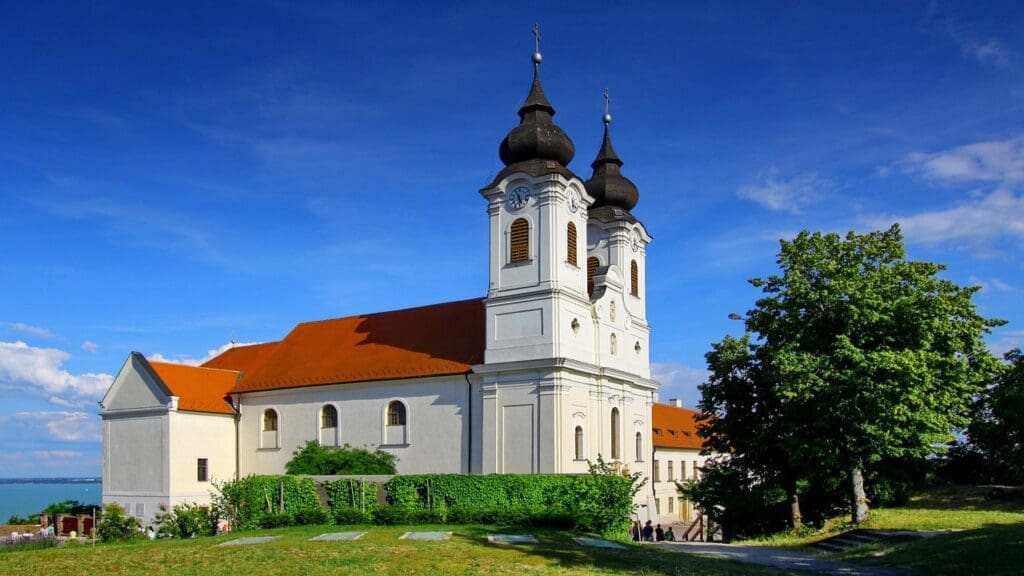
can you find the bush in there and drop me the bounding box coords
[215,475,326,530]
[325,478,381,510]
[96,503,142,543]
[257,513,293,528]
[371,504,412,525]
[154,503,220,538]
[294,508,332,526]
[332,507,370,525]
[286,441,398,475]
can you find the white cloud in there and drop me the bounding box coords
[0,411,101,442]
[737,172,833,214]
[149,341,263,366]
[923,3,1013,70]
[652,362,709,409]
[989,330,1024,358]
[897,135,1024,183]
[970,276,1015,293]
[0,341,112,406]
[990,278,1014,292]
[868,188,1024,247]
[81,341,99,353]
[6,322,54,338]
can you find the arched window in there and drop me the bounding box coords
[635,431,643,462]
[575,426,584,460]
[320,405,338,446]
[566,222,578,266]
[387,401,406,426]
[610,333,617,355]
[263,409,278,431]
[610,408,620,460]
[510,218,529,263]
[321,405,337,429]
[630,260,639,297]
[262,409,279,449]
[587,257,599,296]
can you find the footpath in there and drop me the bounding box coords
[661,541,911,576]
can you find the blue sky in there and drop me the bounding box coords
[1,1,1022,477]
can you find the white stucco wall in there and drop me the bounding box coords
[650,446,709,526]
[237,375,471,476]
[167,411,236,508]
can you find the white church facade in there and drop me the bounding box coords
[100,46,704,527]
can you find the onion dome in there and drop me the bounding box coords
[498,53,575,167]
[584,113,639,211]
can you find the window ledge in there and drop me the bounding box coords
[257,447,280,452]
[379,443,410,448]
[505,259,534,268]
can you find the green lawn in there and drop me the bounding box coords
[749,485,1024,576]
[0,525,782,576]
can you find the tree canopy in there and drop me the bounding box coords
[697,225,1002,527]
[956,348,1024,483]
[285,441,398,476]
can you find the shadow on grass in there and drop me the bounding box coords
[846,521,1024,576]
[902,485,1024,512]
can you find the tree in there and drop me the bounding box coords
[285,441,398,475]
[960,348,1024,483]
[700,225,1000,525]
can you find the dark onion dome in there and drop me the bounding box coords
[498,59,575,167]
[584,116,639,211]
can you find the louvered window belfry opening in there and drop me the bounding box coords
[567,222,578,266]
[630,260,639,297]
[587,257,599,296]
[510,218,529,263]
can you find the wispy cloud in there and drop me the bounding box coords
[923,1,1013,70]
[149,341,263,366]
[652,362,709,409]
[0,341,112,407]
[969,276,1015,293]
[6,322,54,338]
[81,341,99,353]
[894,135,1024,183]
[0,411,101,442]
[737,171,834,214]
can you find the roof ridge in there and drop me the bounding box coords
[148,360,241,375]
[292,297,485,328]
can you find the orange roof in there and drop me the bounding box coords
[202,341,280,374]
[220,299,485,393]
[652,403,705,450]
[146,360,239,415]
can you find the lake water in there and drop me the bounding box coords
[0,481,102,522]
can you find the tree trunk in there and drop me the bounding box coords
[850,467,869,523]
[785,473,802,530]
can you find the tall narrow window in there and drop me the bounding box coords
[197,458,208,482]
[610,407,620,459]
[510,218,529,263]
[587,257,599,296]
[321,405,337,428]
[653,460,660,482]
[387,401,406,426]
[635,432,642,462]
[566,222,578,266]
[574,426,584,460]
[262,409,279,449]
[668,460,675,481]
[630,260,639,297]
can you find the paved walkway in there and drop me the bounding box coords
[661,541,910,576]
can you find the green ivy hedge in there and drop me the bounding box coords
[216,475,325,530]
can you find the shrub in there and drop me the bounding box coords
[286,441,398,475]
[215,475,325,530]
[294,508,332,526]
[257,513,293,528]
[154,503,219,538]
[371,504,412,525]
[96,503,142,543]
[325,478,380,510]
[332,507,370,525]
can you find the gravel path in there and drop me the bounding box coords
[660,541,910,575]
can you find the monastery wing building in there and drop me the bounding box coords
[99,45,706,527]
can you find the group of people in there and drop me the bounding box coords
[630,520,675,542]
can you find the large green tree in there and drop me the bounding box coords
[960,348,1024,483]
[700,225,1001,524]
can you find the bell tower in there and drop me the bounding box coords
[479,27,595,365]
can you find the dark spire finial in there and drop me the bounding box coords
[497,23,575,167]
[585,90,638,211]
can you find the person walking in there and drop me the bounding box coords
[641,520,654,542]
[655,524,665,541]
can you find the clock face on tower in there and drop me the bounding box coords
[567,189,580,213]
[506,185,531,211]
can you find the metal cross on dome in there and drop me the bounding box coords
[604,88,612,124]
[533,22,541,53]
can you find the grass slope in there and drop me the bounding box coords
[0,525,783,576]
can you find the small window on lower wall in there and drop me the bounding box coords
[197,458,209,482]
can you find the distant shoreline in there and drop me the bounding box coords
[0,478,101,485]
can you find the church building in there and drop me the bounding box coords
[99,43,703,527]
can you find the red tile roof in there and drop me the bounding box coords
[211,299,485,393]
[651,403,704,450]
[146,360,239,415]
